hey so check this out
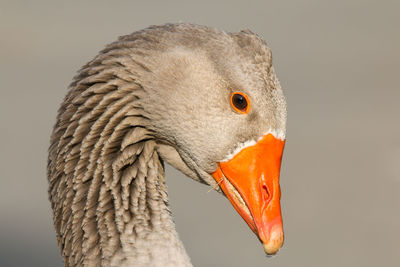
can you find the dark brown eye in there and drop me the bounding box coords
[231,92,250,114]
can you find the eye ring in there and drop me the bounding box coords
[230,92,250,114]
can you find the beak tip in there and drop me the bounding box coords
[262,229,284,255]
[263,240,283,255]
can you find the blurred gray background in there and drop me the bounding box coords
[1,0,399,266]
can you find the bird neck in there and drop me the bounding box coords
[48,67,192,265]
[106,139,192,267]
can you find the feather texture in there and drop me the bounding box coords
[48,23,287,266]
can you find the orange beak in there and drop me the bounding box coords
[212,133,285,255]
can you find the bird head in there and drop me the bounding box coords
[122,24,287,255]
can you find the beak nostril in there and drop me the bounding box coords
[262,185,271,202]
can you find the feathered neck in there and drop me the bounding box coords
[109,140,191,266]
[48,50,192,266]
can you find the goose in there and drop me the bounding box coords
[47,23,287,267]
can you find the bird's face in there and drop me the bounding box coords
[140,31,287,255]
